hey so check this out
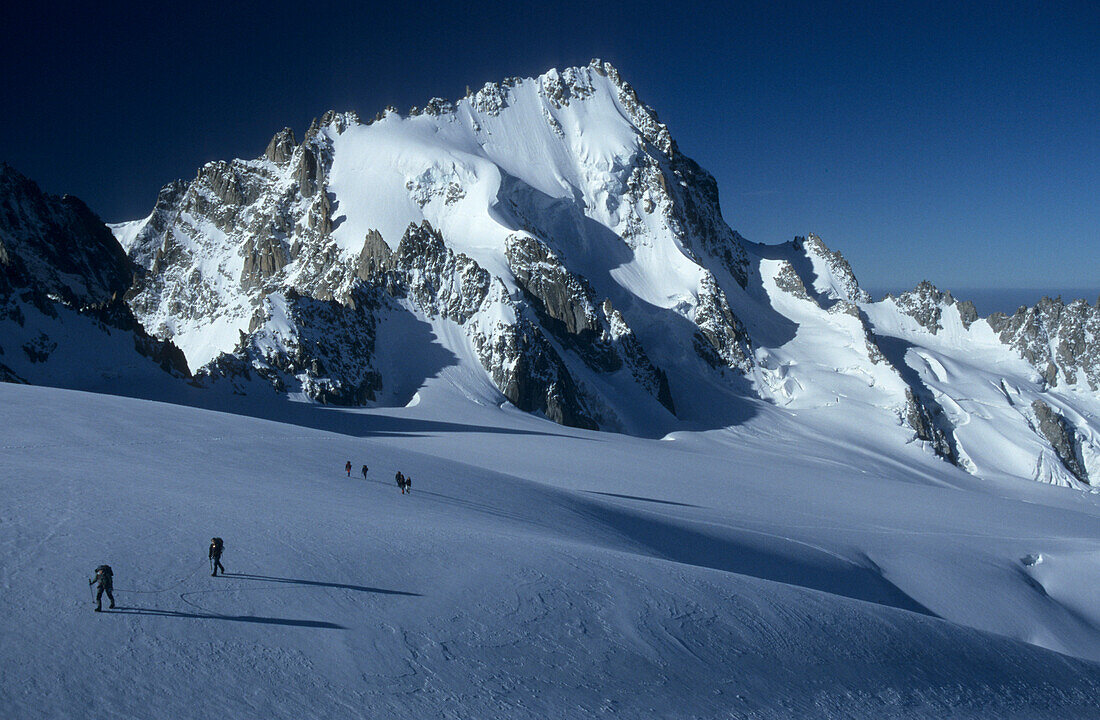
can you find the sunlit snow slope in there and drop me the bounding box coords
[2,381,1100,719]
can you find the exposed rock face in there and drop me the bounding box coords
[393,222,493,323]
[0,163,189,380]
[264,128,297,164]
[241,233,290,291]
[904,389,958,465]
[800,234,872,304]
[124,118,356,359]
[120,180,188,270]
[504,233,673,412]
[356,229,393,280]
[199,288,381,405]
[1,163,133,307]
[295,147,321,198]
[1031,400,1090,484]
[956,300,978,329]
[607,71,752,289]
[894,282,952,334]
[114,63,743,429]
[603,299,675,413]
[391,222,598,428]
[774,261,810,300]
[892,282,980,333]
[693,273,752,370]
[989,297,1100,390]
[477,307,599,429]
[506,234,615,368]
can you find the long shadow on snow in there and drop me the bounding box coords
[586,491,701,508]
[220,572,421,596]
[582,499,937,617]
[367,453,934,617]
[106,605,345,629]
[106,374,587,441]
[18,300,585,441]
[202,395,587,440]
[409,459,938,618]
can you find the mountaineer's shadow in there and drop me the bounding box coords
[220,573,421,596]
[106,605,345,629]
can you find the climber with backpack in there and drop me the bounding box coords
[209,537,225,577]
[88,565,115,612]
[361,464,369,480]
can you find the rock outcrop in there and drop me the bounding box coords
[989,297,1100,390]
[1031,400,1090,484]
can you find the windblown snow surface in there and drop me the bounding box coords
[2,374,1100,719]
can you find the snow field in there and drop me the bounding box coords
[2,382,1100,718]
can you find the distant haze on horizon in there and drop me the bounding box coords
[2,1,1097,294]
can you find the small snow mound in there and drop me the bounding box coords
[406,392,421,407]
[1021,553,1044,567]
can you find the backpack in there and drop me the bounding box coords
[96,565,113,579]
[211,538,224,552]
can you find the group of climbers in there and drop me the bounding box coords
[88,537,226,612]
[90,461,416,612]
[346,460,411,493]
[346,460,370,479]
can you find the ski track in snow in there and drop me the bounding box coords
[2,382,1100,719]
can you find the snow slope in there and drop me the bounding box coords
[3,381,1100,719]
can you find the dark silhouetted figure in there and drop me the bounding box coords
[395,471,405,493]
[209,537,225,576]
[89,565,115,611]
[361,464,368,479]
[345,460,352,477]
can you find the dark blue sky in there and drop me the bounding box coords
[3,1,1097,293]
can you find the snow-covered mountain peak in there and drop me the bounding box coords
[110,62,748,432]
[87,63,1100,489]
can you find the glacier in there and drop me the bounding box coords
[3,60,1100,718]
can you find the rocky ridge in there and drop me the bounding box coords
[0,164,187,384]
[114,60,750,429]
